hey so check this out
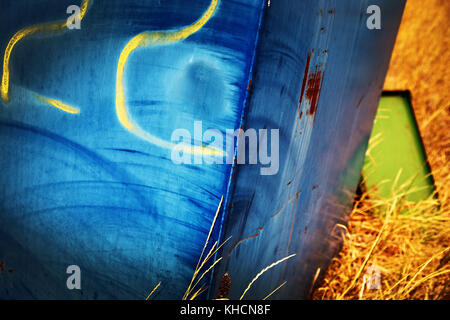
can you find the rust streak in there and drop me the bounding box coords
[305,65,325,120]
[298,52,311,118]
[271,191,299,219]
[230,233,259,253]
[226,190,301,259]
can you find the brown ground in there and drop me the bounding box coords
[312,0,450,300]
[384,0,450,196]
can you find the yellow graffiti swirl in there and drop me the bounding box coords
[116,0,223,156]
[1,0,91,113]
[34,94,80,114]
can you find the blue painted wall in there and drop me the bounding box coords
[0,0,264,299]
[211,0,405,300]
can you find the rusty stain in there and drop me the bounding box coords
[247,78,252,91]
[0,260,4,273]
[298,52,311,118]
[7,269,13,274]
[328,8,336,14]
[305,65,325,120]
[298,50,326,121]
[287,180,292,186]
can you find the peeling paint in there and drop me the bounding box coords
[305,66,325,119]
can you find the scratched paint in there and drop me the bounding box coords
[212,0,405,300]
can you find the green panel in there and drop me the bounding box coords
[363,92,434,202]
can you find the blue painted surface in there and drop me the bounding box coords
[211,0,405,299]
[0,0,264,299]
[0,0,405,300]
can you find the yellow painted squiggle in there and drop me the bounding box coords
[34,94,80,114]
[1,0,91,107]
[116,0,223,156]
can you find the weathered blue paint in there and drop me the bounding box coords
[0,0,264,299]
[211,0,405,300]
[0,0,405,300]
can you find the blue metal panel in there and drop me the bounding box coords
[0,0,405,300]
[0,0,264,299]
[212,0,405,299]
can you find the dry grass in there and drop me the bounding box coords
[312,171,450,300]
[239,254,295,300]
[384,0,450,199]
[182,195,296,300]
[313,0,450,299]
[146,282,161,300]
[182,196,230,300]
[146,195,297,300]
